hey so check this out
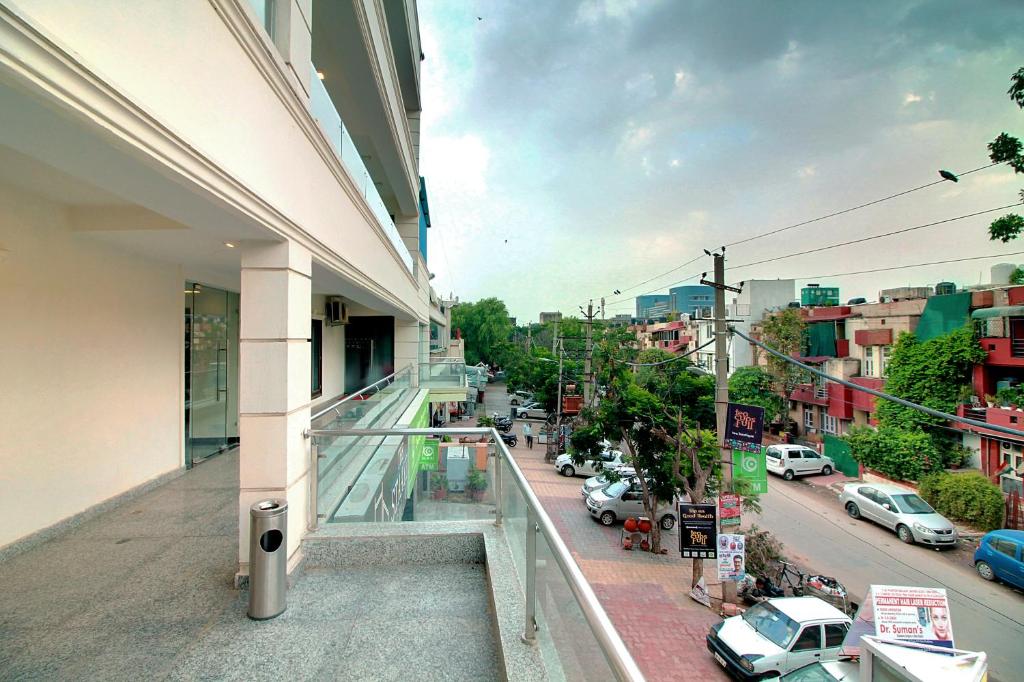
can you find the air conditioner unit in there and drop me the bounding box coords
[325,297,349,326]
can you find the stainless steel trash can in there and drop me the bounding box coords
[248,499,287,620]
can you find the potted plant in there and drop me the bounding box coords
[476,415,496,428]
[430,473,448,500]
[985,394,997,408]
[466,469,488,502]
[996,386,1016,408]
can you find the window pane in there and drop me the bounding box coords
[791,625,822,651]
[825,623,848,648]
[993,539,1018,558]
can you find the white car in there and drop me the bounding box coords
[508,390,533,406]
[581,467,637,500]
[706,597,851,679]
[765,445,835,481]
[839,482,958,547]
[584,478,677,529]
[513,402,549,420]
[555,450,624,477]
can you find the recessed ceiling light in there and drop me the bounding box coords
[224,242,236,248]
[316,71,325,80]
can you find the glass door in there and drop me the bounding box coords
[185,283,238,468]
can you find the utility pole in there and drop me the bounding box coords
[582,300,594,405]
[552,321,559,355]
[527,323,532,353]
[555,336,564,458]
[701,250,743,605]
[600,297,606,321]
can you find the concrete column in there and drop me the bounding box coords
[395,318,420,386]
[238,240,312,575]
[396,215,419,260]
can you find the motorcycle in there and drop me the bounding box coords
[497,431,518,448]
[493,417,513,433]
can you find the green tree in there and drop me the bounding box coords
[634,349,716,427]
[1011,266,1024,285]
[729,366,786,424]
[451,298,514,366]
[758,308,806,427]
[875,326,986,446]
[983,67,1024,242]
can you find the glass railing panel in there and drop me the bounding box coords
[419,360,467,387]
[308,68,343,154]
[308,63,413,273]
[411,440,497,522]
[535,532,618,681]
[500,454,527,591]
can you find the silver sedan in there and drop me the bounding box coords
[839,482,958,547]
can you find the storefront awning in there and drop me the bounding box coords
[971,305,1024,319]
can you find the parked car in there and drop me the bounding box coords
[581,467,637,500]
[585,478,677,529]
[974,529,1024,589]
[513,402,549,420]
[509,390,533,406]
[556,449,624,477]
[765,445,835,481]
[706,597,852,679]
[839,483,958,547]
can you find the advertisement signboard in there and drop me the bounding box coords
[732,449,768,495]
[717,533,746,582]
[871,585,955,648]
[725,403,765,446]
[419,439,440,472]
[679,503,717,559]
[719,492,741,527]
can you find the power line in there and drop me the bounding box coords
[732,327,1024,439]
[620,338,717,367]
[728,202,1022,273]
[598,161,999,304]
[724,162,998,249]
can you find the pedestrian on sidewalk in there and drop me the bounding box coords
[522,423,533,449]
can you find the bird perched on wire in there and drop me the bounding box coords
[939,169,959,182]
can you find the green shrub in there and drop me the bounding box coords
[845,425,940,481]
[919,471,1005,531]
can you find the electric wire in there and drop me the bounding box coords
[598,161,1000,304]
[618,338,717,367]
[728,202,1023,273]
[731,327,1024,439]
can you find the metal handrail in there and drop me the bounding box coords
[309,365,413,423]
[304,426,645,682]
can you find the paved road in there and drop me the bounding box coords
[755,478,1024,680]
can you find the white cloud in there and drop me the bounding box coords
[669,158,681,168]
[777,40,802,75]
[620,124,654,152]
[625,72,657,99]
[797,165,816,179]
[904,92,922,105]
[674,69,688,91]
[575,0,640,25]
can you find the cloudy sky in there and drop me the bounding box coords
[418,0,1023,321]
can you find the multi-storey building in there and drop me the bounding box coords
[730,279,796,371]
[635,293,671,319]
[668,284,714,317]
[0,0,470,574]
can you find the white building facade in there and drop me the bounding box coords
[0,0,457,575]
[730,279,796,371]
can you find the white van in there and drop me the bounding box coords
[765,445,835,481]
[585,478,676,529]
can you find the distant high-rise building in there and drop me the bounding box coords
[669,285,715,317]
[635,294,671,319]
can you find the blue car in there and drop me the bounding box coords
[974,529,1024,589]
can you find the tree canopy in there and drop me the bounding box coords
[729,366,786,424]
[983,67,1024,242]
[451,297,514,366]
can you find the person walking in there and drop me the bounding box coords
[522,423,533,449]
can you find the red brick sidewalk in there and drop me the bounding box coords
[509,435,729,681]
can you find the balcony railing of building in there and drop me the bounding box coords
[308,64,414,273]
[304,423,644,682]
[419,357,467,387]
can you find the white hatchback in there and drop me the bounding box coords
[765,445,835,481]
[706,597,851,679]
[555,450,624,478]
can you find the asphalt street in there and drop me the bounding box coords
[754,477,1024,680]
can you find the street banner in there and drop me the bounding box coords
[732,449,768,494]
[717,533,746,582]
[725,403,765,445]
[678,503,717,559]
[419,439,439,472]
[719,492,741,527]
[871,585,955,648]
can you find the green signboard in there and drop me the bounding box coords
[733,448,768,495]
[419,439,440,472]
